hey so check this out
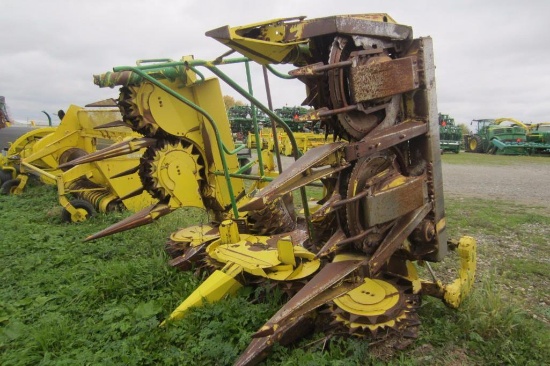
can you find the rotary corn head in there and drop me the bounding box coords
[82,14,476,365]
[0,103,155,221]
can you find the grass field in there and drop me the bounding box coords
[1,164,549,365]
[441,151,550,166]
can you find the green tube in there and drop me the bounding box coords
[108,65,241,218]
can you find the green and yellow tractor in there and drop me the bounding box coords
[438,113,462,153]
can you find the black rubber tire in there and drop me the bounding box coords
[463,136,471,152]
[0,169,12,185]
[1,179,21,195]
[470,135,484,153]
[61,199,96,223]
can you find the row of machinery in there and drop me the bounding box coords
[464,118,550,155]
[29,14,477,365]
[0,104,155,221]
[233,105,328,156]
[438,113,462,153]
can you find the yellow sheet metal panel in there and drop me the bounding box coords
[166,267,243,322]
[444,236,477,308]
[219,220,241,244]
[277,239,296,266]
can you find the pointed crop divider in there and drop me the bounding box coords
[314,228,347,258]
[58,137,156,169]
[368,202,432,275]
[93,120,129,129]
[84,202,173,241]
[239,142,347,212]
[116,186,146,201]
[167,242,209,271]
[235,258,367,366]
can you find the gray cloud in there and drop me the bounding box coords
[1,0,548,126]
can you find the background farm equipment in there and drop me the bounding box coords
[274,106,327,156]
[438,113,462,153]
[227,105,267,141]
[245,106,314,151]
[273,106,312,132]
[278,131,327,156]
[71,13,476,365]
[464,118,527,155]
[528,122,550,143]
[0,126,57,184]
[464,118,527,154]
[464,118,550,155]
[526,122,550,154]
[1,103,155,221]
[247,106,328,156]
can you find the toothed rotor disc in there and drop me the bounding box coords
[329,274,421,346]
[118,85,168,138]
[139,139,204,201]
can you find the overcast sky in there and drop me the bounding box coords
[1,0,549,128]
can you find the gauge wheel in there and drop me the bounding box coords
[1,179,21,195]
[61,199,96,223]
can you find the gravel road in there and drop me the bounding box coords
[442,162,550,211]
[276,154,550,212]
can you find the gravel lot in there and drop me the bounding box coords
[442,162,550,212]
[275,153,550,213]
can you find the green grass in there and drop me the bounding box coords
[1,180,549,365]
[441,151,550,166]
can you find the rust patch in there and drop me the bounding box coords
[350,57,418,103]
[345,120,427,161]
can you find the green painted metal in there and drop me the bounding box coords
[41,111,52,126]
[526,124,550,154]
[100,56,315,223]
[109,64,242,218]
[438,113,461,153]
[265,64,295,80]
[466,119,534,155]
[199,60,312,226]
[244,60,265,177]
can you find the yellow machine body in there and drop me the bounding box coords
[22,105,135,171]
[279,131,327,156]
[1,105,155,221]
[165,220,320,323]
[130,76,245,212]
[206,14,398,65]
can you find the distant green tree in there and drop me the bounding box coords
[458,123,470,135]
[223,95,246,110]
[223,95,236,110]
